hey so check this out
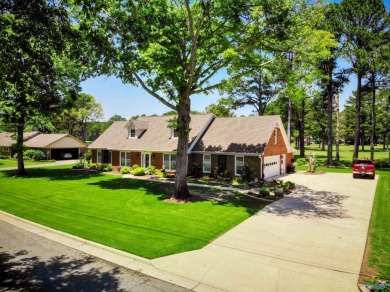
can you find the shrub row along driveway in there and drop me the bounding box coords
[152,172,377,292]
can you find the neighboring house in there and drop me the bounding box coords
[0,132,87,160]
[89,114,294,180]
[0,132,40,157]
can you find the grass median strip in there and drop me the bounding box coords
[0,165,267,259]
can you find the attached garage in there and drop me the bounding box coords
[263,155,280,179]
[24,134,87,160]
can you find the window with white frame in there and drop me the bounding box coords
[97,150,102,164]
[235,155,244,175]
[172,128,178,139]
[274,129,278,145]
[129,128,136,138]
[120,152,131,166]
[1,147,10,152]
[203,154,211,173]
[163,153,177,170]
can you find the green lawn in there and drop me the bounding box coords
[367,169,390,280]
[0,165,267,259]
[298,145,389,162]
[0,159,56,168]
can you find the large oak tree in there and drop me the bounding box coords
[0,0,85,175]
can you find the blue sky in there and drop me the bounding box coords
[81,0,390,121]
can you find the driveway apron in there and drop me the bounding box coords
[152,172,377,292]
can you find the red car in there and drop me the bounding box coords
[352,159,375,179]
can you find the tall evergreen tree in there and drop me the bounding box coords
[337,0,390,159]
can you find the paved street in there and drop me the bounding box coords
[0,220,188,292]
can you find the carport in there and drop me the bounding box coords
[24,134,87,160]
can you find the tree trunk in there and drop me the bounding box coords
[299,99,305,158]
[326,78,333,165]
[370,73,376,160]
[287,97,292,143]
[16,115,26,176]
[335,94,340,162]
[353,73,362,159]
[172,97,191,200]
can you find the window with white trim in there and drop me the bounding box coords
[120,152,131,166]
[274,129,278,145]
[97,150,102,164]
[1,147,10,152]
[203,154,211,173]
[163,153,177,170]
[235,155,244,175]
[129,129,136,138]
[172,128,178,139]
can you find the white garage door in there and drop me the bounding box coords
[264,156,280,179]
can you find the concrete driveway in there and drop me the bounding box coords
[152,172,377,291]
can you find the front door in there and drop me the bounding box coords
[142,153,151,168]
[218,155,227,174]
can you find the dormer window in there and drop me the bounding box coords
[130,129,136,138]
[172,128,179,139]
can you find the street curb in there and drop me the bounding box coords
[0,211,206,291]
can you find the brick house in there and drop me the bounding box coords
[89,114,294,180]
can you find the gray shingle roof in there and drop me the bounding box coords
[192,115,286,154]
[24,134,87,148]
[89,114,214,152]
[0,132,40,146]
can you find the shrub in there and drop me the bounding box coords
[147,165,156,175]
[241,164,256,183]
[84,152,92,163]
[89,163,97,170]
[188,163,203,177]
[157,171,168,178]
[0,154,9,159]
[285,181,295,189]
[98,163,113,172]
[202,175,210,180]
[296,158,307,166]
[133,167,145,176]
[72,158,85,169]
[120,166,131,174]
[132,164,140,170]
[259,187,270,197]
[23,149,46,161]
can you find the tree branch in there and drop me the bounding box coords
[132,72,176,110]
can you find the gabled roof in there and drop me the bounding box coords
[131,120,149,130]
[24,134,87,148]
[0,131,40,147]
[89,114,214,152]
[191,115,294,154]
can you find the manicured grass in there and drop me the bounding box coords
[0,159,56,168]
[297,145,389,163]
[366,169,390,280]
[0,165,267,259]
